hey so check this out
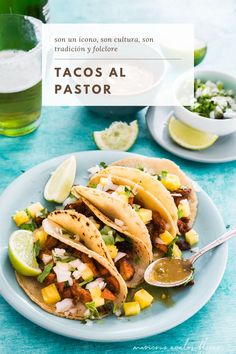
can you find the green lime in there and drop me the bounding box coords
[194,38,207,66]
[168,116,218,150]
[93,120,138,151]
[44,155,76,203]
[8,230,41,276]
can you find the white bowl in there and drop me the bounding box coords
[174,70,236,136]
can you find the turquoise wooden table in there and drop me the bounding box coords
[1,1,236,353]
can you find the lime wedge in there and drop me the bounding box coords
[168,116,218,150]
[44,156,76,203]
[194,38,207,66]
[8,230,41,276]
[93,120,138,151]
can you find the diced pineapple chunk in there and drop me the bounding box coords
[185,229,199,246]
[116,194,129,203]
[116,185,126,194]
[161,174,181,191]
[172,244,182,259]
[34,228,48,246]
[114,186,129,203]
[134,289,154,309]
[124,302,140,316]
[81,265,94,280]
[93,297,105,307]
[27,202,44,218]
[159,230,174,245]
[107,245,118,259]
[89,287,105,307]
[137,208,152,224]
[41,283,61,305]
[178,199,190,218]
[99,177,110,187]
[13,210,30,226]
[89,287,102,299]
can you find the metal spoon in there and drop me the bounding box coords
[144,226,236,287]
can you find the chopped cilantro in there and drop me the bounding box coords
[20,220,37,231]
[161,170,168,178]
[177,209,183,219]
[85,302,100,318]
[115,234,125,243]
[166,237,179,258]
[33,240,41,258]
[124,186,133,197]
[102,233,115,245]
[137,166,144,171]
[99,161,108,169]
[37,263,53,283]
[101,226,124,245]
[134,255,141,265]
[100,225,113,235]
[90,184,97,189]
[56,256,76,263]
[133,204,141,212]
[112,303,117,314]
[37,208,49,219]
[79,276,94,287]
[25,208,31,217]
[100,226,115,245]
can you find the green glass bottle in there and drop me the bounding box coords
[0,0,49,23]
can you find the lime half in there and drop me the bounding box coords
[44,155,76,203]
[168,116,218,150]
[93,120,138,151]
[8,230,41,276]
[194,38,207,66]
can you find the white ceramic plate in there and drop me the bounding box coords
[146,106,236,163]
[0,151,227,341]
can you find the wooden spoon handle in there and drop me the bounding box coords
[189,226,236,264]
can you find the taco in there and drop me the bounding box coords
[50,207,152,288]
[110,156,198,234]
[94,165,178,233]
[16,216,127,320]
[72,181,178,258]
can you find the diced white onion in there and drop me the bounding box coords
[53,248,66,258]
[114,252,127,263]
[69,259,84,269]
[85,278,106,290]
[99,177,118,192]
[62,196,77,207]
[115,309,122,317]
[114,218,124,227]
[72,270,82,280]
[84,309,90,317]
[56,298,74,313]
[42,254,53,265]
[88,165,101,175]
[53,262,73,285]
[170,193,182,197]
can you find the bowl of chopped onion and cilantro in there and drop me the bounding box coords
[174,70,236,136]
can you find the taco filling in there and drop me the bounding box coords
[155,170,192,235]
[31,235,121,319]
[64,200,136,282]
[74,178,179,257]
